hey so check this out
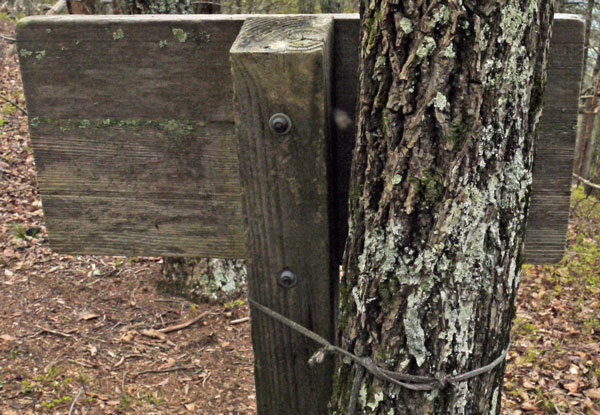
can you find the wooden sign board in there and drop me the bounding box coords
[16,14,583,264]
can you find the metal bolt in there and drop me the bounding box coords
[278,269,297,288]
[269,113,292,135]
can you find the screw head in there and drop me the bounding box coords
[269,113,292,135]
[278,269,297,288]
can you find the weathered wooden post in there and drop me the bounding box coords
[230,16,335,414]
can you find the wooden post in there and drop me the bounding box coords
[231,16,335,415]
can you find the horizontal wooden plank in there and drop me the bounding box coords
[41,195,245,257]
[17,14,583,263]
[17,14,360,259]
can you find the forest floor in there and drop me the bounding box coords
[1,14,600,415]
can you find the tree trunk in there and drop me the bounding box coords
[330,1,553,414]
[156,258,247,303]
[298,0,315,13]
[582,0,594,78]
[319,0,341,13]
[575,29,600,179]
[585,114,600,198]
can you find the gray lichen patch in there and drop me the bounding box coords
[417,36,436,58]
[433,92,447,110]
[398,17,413,34]
[404,294,427,366]
[19,49,33,58]
[113,28,124,40]
[19,49,46,61]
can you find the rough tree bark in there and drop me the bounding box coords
[585,116,600,198]
[575,27,600,180]
[329,1,553,414]
[582,0,594,76]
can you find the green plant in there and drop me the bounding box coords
[583,318,600,334]
[142,392,164,406]
[534,386,556,414]
[21,380,33,394]
[522,348,540,364]
[2,103,16,116]
[12,223,27,240]
[224,299,245,309]
[0,12,16,22]
[120,393,133,409]
[41,395,72,409]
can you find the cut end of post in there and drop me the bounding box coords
[230,15,334,54]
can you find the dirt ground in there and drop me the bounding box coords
[1,15,599,415]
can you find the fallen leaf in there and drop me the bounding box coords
[564,382,580,394]
[87,344,98,357]
[584,388,600,400]
[0,334,17,342]
[120,330,137,343]
[79,312,99,321]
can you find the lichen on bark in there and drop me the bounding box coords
[330,1,554,414]
[157,258,247,303]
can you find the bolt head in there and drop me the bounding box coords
[278,269,297,288]
[269,113,292,135]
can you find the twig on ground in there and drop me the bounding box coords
[67,359,96,368]
[34,324,73,337]
[0,34,16,43]
[113,353,144,368]
[154,297,192,305]
[133,365,200,378]
[0,94,27,115]
[158,312,208,334]
[230,316,250,325]
[134,339,171,351]
[68,386,85,415]
[121,372,127,395]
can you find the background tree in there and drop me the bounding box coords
[329,1,553,414]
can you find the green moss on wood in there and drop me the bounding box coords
[30,117,206,132]
[113,28,124,40]
[19,49,33,58]
[448,120,471,151]
[172,28,188,42]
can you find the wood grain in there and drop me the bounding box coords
[16,14,583,263]
[231,15,334,415]
[523,15,584,264]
